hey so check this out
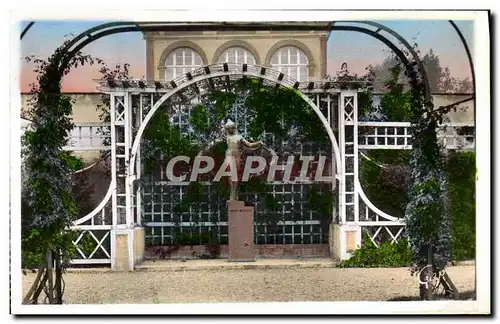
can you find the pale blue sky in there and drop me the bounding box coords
[327,20,474,78]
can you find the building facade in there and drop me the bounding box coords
[143,28,330,83]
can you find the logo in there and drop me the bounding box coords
[164,155,333,183]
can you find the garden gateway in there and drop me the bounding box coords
[21,21,475,272]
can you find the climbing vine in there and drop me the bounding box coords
[139,77,336,243]
[350,47,473,299]
[445,151,475,260]
[21,38,103,304]
[403,58,452,270]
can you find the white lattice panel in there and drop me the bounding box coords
[63,122,111,151]
[358,122,475,150]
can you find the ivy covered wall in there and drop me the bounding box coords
[140,78,335,246]
[358,63,475,261]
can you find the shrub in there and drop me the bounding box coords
[446,151,476,260]
[360,151,476,262]
[340,233,413,268]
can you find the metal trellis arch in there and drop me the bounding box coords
[20,20,477,268]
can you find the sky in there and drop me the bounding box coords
[19,20,474,92]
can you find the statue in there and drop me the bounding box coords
[224,120,263,200]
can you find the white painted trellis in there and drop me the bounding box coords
[22,63,475,265]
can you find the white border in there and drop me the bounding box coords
[472,10,491,316]
[11,8,481,21]
[9,8,490,315]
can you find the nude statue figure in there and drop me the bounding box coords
[224,120,263,200]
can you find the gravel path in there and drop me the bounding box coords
[22,265,475,304]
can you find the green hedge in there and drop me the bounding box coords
[340,233,413,268]
[445,151,476,260]
[358,151,476,264]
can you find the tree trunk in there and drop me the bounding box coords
[22,265,44,304]
[31,270,48,304]
[54,249,63,304]
[45,250,54,304]
[440,271,459,299]
[426,246,434,300]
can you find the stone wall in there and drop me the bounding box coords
[21,92,103,123]
[432,93,474,123]
[145,244,331,260]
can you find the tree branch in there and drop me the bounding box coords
[431,96,474,119]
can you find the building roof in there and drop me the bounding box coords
[137,21,334,35]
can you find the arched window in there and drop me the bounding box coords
[270,46,309,81]
[217,47,256,65]
[164,47,203,80]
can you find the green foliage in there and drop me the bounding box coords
[379,65,412,121]
[359,53,475,268]
[242,84,329,144]
[409,176,444,243]
[340,233,413,268]
[189,104,210,133]
[78,233,99,255]
[308,187,334,222]
[213,178,230,200]
[360,150,410,217]
[446,151,476,260]
[172,181,204,219]
[209,90,237,119]
[21,153,92,268]
[59,152,85,171]
[142,111,199,174]
[141,79,334,239]
[22,45,100,269]
[360,150,476,262]
[21,39,106,305]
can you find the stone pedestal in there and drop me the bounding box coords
[329,224,361,261]
[227,200,255,262]
[111,226,146,271]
